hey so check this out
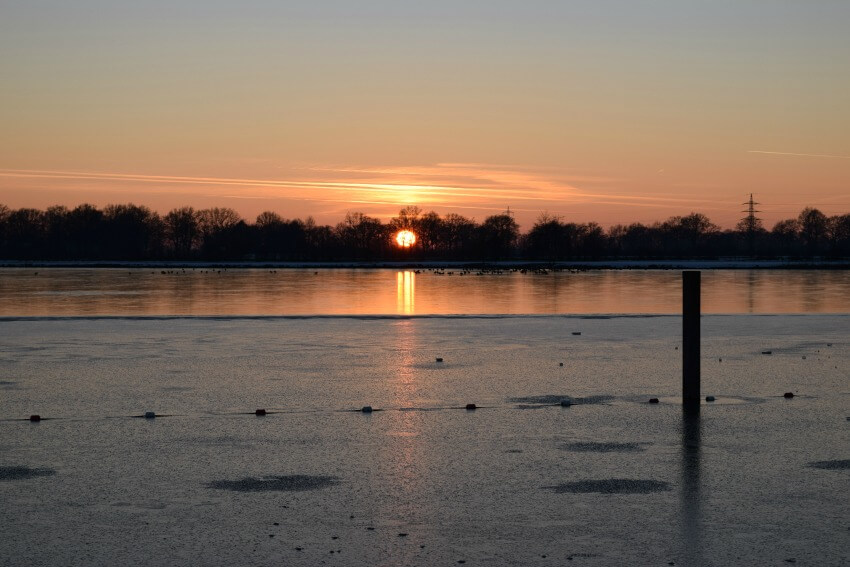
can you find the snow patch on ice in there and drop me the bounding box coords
[807,460,850,470]
[206,475,340,492]
[563,442,650,453]
[0,466,56,481]
[546,479,670,494]
[508,395,613,406]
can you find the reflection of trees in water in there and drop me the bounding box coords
[5,269,848,316]
[746,270,757,314]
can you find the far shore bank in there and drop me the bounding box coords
[2,259,849,270]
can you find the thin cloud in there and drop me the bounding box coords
[298,162,619,191]
[748,150,850,160]
[0,165,734,215]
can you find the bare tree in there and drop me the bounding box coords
[390,206,421,230]
[164,207,199,256]
[256,211,283,228]
[798,207,828,253]
[478,213,519,259]
[197,207,241,237]
[336,212,386,258]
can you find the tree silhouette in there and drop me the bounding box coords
[416,211,442,254]
[255,211,308,260]
[197,207,241,258]
[827,214,850,256]
[336,212,386,259]
[67,204,104,258]
[477,213,519,259]
[527,213,564,260]
[771,218,801,256]
[102,204,162,259]
[440,213,476,257]
[390,206,421,232]
[798,207,828,255]
[164,207,199,257]
[660,213,718,256]
[7,208,46,258]
[0,202,847,262]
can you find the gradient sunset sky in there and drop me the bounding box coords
[2,1,849,229]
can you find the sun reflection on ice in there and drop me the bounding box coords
[383,318,422,537]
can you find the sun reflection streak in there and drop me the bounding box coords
[397,270,416,315]
[383,318,422,532]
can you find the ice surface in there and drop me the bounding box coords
[0,315,848,566]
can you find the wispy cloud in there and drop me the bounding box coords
[748,150,850,160]
[0,167,576,204]
[291,162,722,207]
[0,163,731,222]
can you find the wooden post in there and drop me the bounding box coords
[683,271,700,412]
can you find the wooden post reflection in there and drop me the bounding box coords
[680,410,702,563]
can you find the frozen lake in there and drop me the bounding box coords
[1,267,849,315]
[1,315,848,565]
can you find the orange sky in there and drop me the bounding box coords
[2,2,848,229]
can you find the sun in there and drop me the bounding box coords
[395,230,416,248]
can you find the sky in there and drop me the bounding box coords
[1,0,849,230]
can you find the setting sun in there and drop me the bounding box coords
[395,230,416,248]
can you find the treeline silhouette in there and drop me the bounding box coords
[1,203,848,261]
